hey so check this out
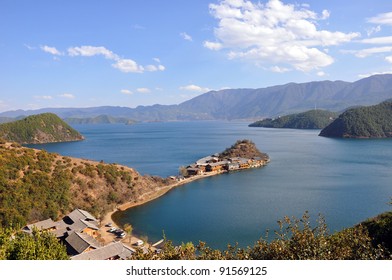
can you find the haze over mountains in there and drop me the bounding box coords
[2,74,392,122]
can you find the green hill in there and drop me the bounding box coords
[319,101,392,138]
[0,113,84,144]
[249,110,338,129]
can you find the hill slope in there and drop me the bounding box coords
[0,113,84,144]
[249,110,338,129]
[0,141,170,227]
[319,101,392,138]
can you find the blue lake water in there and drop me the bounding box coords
[29,121,392,249]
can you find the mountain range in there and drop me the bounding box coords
[2,74,392,121]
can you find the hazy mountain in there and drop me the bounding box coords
[2,74,392,121]
[64,114,137,125]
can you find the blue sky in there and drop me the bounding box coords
[1,0,392,112]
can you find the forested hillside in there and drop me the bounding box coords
[0,113,84,144]
[249,110,338,129]
[319,101,392,138]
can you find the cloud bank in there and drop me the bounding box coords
[204,0,359,72]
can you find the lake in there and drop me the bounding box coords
[29,121,392,249]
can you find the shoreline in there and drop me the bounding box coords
[116,170,221,212]
[108,165,268,228]
[101,171,223,246]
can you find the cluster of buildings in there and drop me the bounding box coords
[185,154,269,177]
[22,208,135,260]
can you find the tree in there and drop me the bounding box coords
[124,223,133,243]
[1,228,69,260]
[178,166,188,177]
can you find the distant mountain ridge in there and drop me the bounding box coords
[64,114,137,125]
[2,74,392,121]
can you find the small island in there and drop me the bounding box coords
[0,113,84,144]
[181,139,270,177]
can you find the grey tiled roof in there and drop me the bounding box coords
[71,242,135,260]
[22,218,58,234]
[65,231,101,254]
[68,209,97,224]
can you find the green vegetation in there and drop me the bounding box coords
[361,211,392,252]
[0,113,84,144]
[0,141,169,227]
[319,100,392,138]
[249,110,338,129]
[219,139,269,160]
[0,227,69,260]
[64,114,137,125]
[131,212,391,260]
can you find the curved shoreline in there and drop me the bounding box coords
[108,166,268,226]
[115,171,221,213]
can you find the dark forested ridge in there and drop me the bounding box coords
[0,113,84,144]
[249,110,338,129]
[319,101,392,138]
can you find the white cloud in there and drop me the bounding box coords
[40,45,63,56]
[65,45,164,74]
[366,25,381,36]
[270,66,290,73]
[179,84,211,92]
[385,56,392,63]
[136,88,151,93]
[358,70,392,78]
[145,64,165,72]
[205,0,359,71]
[368,12,392,25]
[67,46,118,60]
[40,44,165,74]
[121,89,133,95]
[203,41,223,50]
[360,36,392,44]
[112,59,144,73]
[317,71,326,77]
[349,46,392,58]
[24,44,36,50]
[180,32,193,41]
[59,93,75,99]
[34,95,53,100]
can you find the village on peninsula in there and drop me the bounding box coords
[14,140,270,260]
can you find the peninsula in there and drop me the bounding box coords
[115,139,270,212]
[183,139,270,177]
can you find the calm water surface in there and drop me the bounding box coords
[29,121,392,249]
